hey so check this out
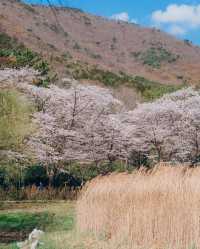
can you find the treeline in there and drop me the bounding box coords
[0,161,140,200]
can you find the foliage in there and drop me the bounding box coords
[0,90,34,150]
[0,162,128,196]
[0,32,51,87]
[24,164,49,187]
[134,46,179,68]
[128,150,151,169]
[63,162,127,185]
[0,167,7,189]
[129,76,183,101]
[120,88,200,164]
[33,60,49,76]
[3,69,200,186]
[7,70,190,166]
[0,202,75,248]
[66,61,183,101]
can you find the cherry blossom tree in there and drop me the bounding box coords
[120,88,200,164]
[2,68,200,167]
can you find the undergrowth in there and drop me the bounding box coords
[132,46,179,69]
[66,61,183,101]
[0,32,54,87]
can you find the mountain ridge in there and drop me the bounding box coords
[0,0,200,86]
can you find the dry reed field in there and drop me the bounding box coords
[77,164,200,249]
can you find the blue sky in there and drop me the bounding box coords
[24,0,200,45]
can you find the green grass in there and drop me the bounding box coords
[0,89,34,151]
[0,244,18,249]
[0,202,75,249]
[0,212,53,232]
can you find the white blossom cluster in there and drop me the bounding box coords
[119,88,200,163]
[1,68,200,165]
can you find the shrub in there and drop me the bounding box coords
[24,164,49,187]
[128,150,150,169]
[62,162,127,186]
[129,76,183,101]
[52,171,81,188]
[0,167,8,189]
[135,47,179,68]
[66,61,183,101]
[0,32,52,87]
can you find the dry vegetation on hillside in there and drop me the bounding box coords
[1,2,200,248]
[1,0,200,85]
[77,164,200,249]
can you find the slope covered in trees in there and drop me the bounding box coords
[2,68,200,167]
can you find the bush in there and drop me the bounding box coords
[52,171,81,188]
[62,162,127,185]
[129,76,183,101]
[24,164,49,187]
[0,32,52,87]
[66,61,183,101]
[128,150,150,169]
[33,61,49,75]
[0,167,8,189]
[135,47,179,68]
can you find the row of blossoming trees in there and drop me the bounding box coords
[1,69,200,169]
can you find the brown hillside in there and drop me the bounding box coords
[0,0,200,85]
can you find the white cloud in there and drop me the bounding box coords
[130,18,138,24]
[152,4,200,27]
[151,4,200,35]
[111,12,137,23]
[111,12,129,22]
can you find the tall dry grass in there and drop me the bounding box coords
[77,164,200,249]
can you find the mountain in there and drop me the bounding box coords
[1,0,200,87]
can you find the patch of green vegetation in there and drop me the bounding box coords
[66,62,124,87]
[0,90,34,150]
[65,162,127,184]
[128,76,183,101]
[0,202,74,248]
[133,46,179,68]
[0,243,18,249]
[0,32,51,87]
[47,206,74,232]
[0,212,53,232]
[66,61,183,101]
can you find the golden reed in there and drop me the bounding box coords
[77,164,200,249]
